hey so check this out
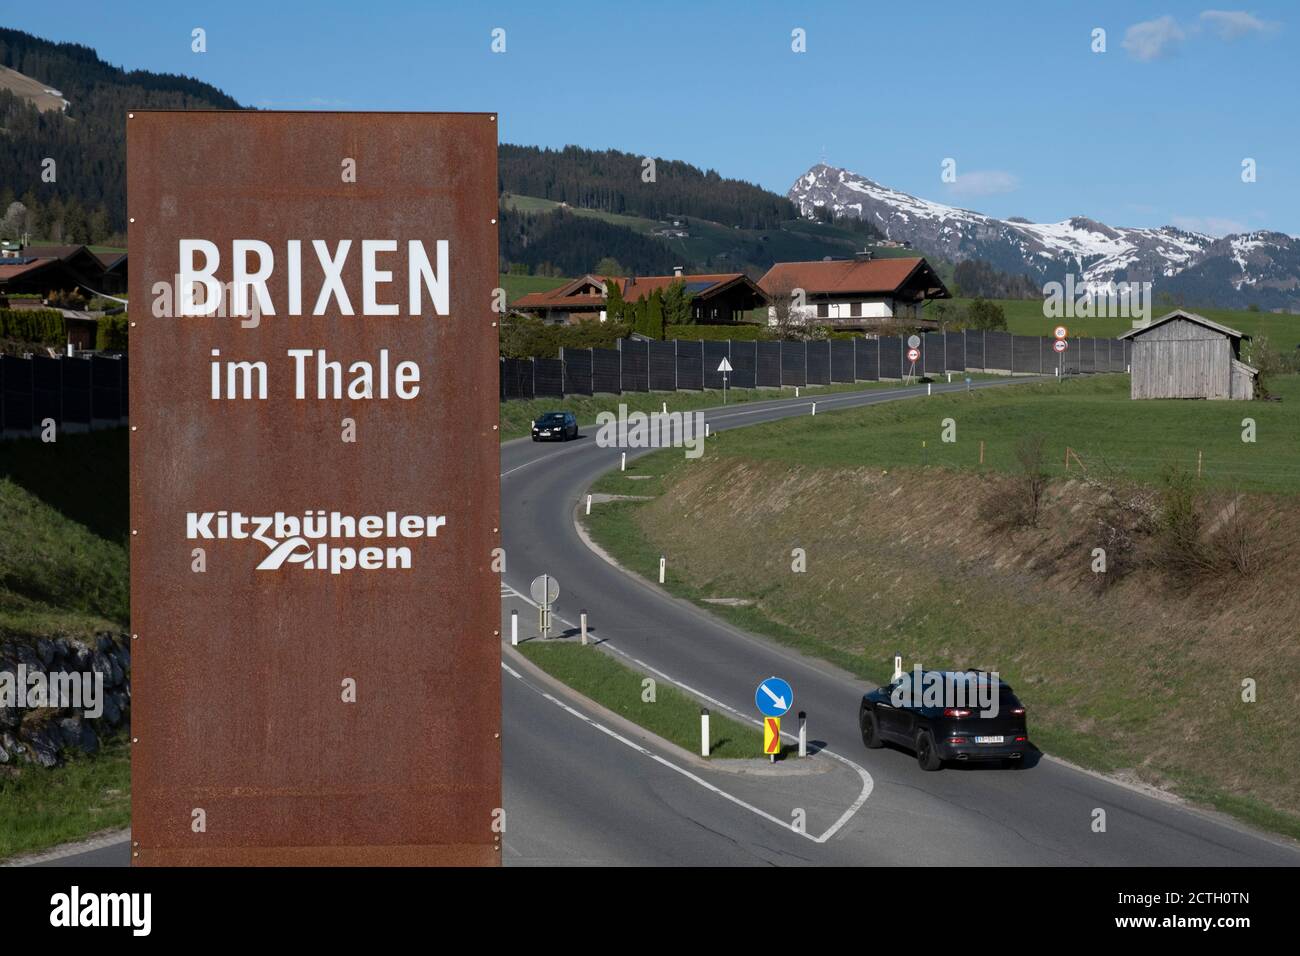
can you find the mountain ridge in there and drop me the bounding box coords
[789,163,1300,311]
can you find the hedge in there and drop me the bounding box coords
[0,308,65,346]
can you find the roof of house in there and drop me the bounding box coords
[757,256,948,299]
[1119,309,1249,341]
[514,272,761,310]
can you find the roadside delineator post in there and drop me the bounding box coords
[927,382,932,396]
[700,708,710,757]
[621,452,626,472]
[705,422,710,438]
[585,494,592,515]
[510,609,518,646]
[811,402,816,416]
[979,440,985,465]
[580,609,588,645]
[658,556,666,584]
[798,710,807,758]
[662,401,668,414]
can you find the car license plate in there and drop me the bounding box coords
[975,735,1004,744]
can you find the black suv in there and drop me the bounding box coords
[859,670,1029,770]
[531,411,578,442]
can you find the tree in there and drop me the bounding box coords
[966,298,1007,331]
[604,276,626,325]
[662,278,692,327]
[594,257,627,277]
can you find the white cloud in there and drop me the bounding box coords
[1122,16,1186,60]
[943,170,1019,198]
[1199,10,1279,40]
[1170,215,1250,236]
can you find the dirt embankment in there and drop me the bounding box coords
[628,457,1300,824]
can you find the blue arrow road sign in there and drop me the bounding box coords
[755,677,793,718]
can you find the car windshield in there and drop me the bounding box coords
[539,414,566,423]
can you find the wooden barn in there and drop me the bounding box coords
[1119,310,1257,401]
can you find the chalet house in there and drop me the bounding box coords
[757,254,950,332]
[1119,310,1257,400]
[0,243,128,298]
[513,270,766,325]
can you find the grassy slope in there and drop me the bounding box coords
[518,642,762,758]
[0,431,130,860]
[0,431,129,642]
[582,373,1300,838]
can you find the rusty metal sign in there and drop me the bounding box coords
[127,112,500,865]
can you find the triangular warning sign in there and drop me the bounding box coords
[717,357,733,373]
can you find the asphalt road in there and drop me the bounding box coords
[500,379,1300,866]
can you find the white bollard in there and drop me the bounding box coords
[947,371,952,383]
[620,452,626,472]
[700,709,710,757]
[811,402,816,416]
[927,382,932,396]
[795,386,799,397]
[705,422,710,438]
[659,556,666,584]
[798,711,807,758]
[662,401,668,414]
[580,610,588,646]
[510,609,518,646]
[585,494,592,515]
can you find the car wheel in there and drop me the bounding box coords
[531,436,538,442]
[916,730,942,771]
[860,710,884,749]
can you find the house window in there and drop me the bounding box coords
[851,302,862,317]
[816,302,829,318]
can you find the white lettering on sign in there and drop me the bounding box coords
[186,509,448,575]
[177,238,449,317]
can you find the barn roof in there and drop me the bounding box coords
[1119,309,1249,341]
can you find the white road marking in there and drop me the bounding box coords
[500,590,873,844]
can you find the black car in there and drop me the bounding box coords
[531,411,578,442]
[859,670,1029,770]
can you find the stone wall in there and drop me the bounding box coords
[0,632,131,767]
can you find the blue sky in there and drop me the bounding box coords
[8,1,1296,235]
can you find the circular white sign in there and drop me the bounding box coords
[907,347,920,362]
[907,335,922,348]
[1054,325,1068,340]
[1053,339,1069,352]
[530,574,560,604]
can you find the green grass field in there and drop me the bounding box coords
[0,739,131,860]
[580,373,1300,838]
[518,642,762,758]
[935,297,1300,351]
[691,373,1300,493]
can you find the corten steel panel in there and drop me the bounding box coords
[128,111,500,866]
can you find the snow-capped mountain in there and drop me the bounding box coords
[789,164,1300,310]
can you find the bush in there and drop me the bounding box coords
[979,433,1050,530]
[0,308,65,346]
[96,315,129,351]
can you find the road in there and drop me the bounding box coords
[27,378,1300,867]
[499,379,1300,865]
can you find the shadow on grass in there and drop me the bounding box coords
[0,429,128,544]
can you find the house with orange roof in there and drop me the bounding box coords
[513,268,766,325]
[757,253,949,332]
